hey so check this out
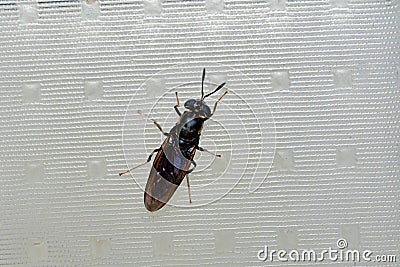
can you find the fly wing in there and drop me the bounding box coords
[144,133,194,212]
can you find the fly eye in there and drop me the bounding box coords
[203,105,211,117]
[184,99,196,110]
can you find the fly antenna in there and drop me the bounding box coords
[203,82,226,99]
[201,68,206,100]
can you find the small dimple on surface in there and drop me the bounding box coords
[336,147,356,167]
[271,70,290,91]
[19,3,38,24]
[27,239,48,263]
[84,79,103,100]
[90,237,111,258]
[334,69,353,88]
[277,228,298,250]
[340,224,360,249]
[25,161,44,183]
[146,78,165,98]
[206,0,224,14]
[81,0,100,21]
[87,159,107,180]
[143,0,162,16]
[271,0,287,11]
[331,0,349,8]
[214,230,235,253]
[274,148,294,171]
[22,82,41,103]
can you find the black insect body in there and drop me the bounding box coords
[119,69,227,212]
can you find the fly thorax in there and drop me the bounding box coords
[178,117,204,142]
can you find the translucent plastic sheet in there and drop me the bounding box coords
[0,1,399,266]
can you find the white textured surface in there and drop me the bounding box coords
[0,0,399,266]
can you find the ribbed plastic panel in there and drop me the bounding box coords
[0,0,399,266]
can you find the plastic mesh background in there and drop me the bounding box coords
[0,0,399,266]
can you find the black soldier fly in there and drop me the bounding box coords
[119,68,227,212]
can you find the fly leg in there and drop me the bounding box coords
[186,174,192,204]
[185,160,197,203]
[119,148,160,176]
[187,160,197,173]
[174,92,181,116]
[211,91,228,116]
[196,146,221,158]
[138,110,168,136]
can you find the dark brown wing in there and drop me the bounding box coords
[144,133,196,212]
